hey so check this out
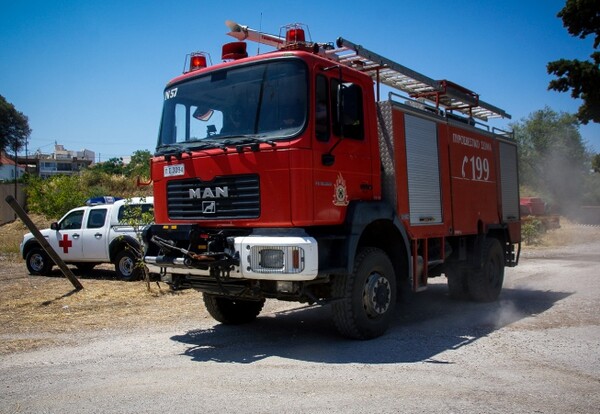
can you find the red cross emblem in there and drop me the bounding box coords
[58,234,72,254]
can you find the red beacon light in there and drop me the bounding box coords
[184,52,211,73]
[280,23,311,49]
[286,27,305,43]
[222,41,248,61]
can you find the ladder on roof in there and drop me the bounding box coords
[328,37,511,121]
[224,20,510,121]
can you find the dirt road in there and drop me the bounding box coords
[1,236,599,413]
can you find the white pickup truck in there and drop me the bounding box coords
[20,197,153,280]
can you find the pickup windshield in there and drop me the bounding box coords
[157,59,307,153]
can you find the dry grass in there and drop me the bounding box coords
[0,214,52,254]
[522,218,600,249]
[0,266,207,355]
[0,217,209,355]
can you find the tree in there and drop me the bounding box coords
[547,0,600,124]
[592,153,600,173]
[511,107,588,210]
[125,149,151,179]
[0,94,31,153]
[89,157,125,175]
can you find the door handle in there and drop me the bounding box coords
[95,233,102,239]
[73,233,80,239]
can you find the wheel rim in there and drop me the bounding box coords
[119,256,134,276]
[30,254,44,272]
[362,272,392,318]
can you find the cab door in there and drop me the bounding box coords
[81,207,109,260]
[311,71,374,224]
[49,208,85,260]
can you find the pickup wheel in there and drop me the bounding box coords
[468,238,504,302]
[203,294,265,325]
[332,247,397,339]
[25,247,54,276]
[114,250,140,281]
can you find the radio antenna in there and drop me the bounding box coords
[257,12,263,55]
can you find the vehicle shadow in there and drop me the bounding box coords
[35,266,160,282]
[170,283,571,364]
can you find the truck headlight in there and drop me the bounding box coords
[235,235,318,279]
[251,246,304,273]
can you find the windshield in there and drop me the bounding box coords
[157,59,307,152]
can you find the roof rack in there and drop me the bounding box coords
[328,38,510,121]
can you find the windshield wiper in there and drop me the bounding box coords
[187,139,228,152]
[155,144,192,159]
[224,136,276,152]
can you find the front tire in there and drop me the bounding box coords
[332,247,397,339]
[114,250,140,281]
[25,247,53,276]
[203,294,265,324]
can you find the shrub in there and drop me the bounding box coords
[24,173,153,219]
[522,218,545,245]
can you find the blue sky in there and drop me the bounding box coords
[1,0,598,161]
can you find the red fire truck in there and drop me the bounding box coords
[143,22,521,339]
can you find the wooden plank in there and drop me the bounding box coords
[5,195,83,290]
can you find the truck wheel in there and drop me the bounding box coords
[332,247,397,339]
[25,247,53,276]
[114,250,140,281]
[468,238,504,302]
[203,293,265,324]
[445,265,470,300]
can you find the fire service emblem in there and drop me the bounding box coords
[333,173,349,206]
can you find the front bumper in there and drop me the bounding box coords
[144,229,319,281]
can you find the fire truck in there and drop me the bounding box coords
[143,21,521,339]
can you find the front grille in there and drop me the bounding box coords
[167,174,260,220]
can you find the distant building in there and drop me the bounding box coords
[0,152,26,181]
[16,144,95,178]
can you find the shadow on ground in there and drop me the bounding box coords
[171,283,570,365]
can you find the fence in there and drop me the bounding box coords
[0,183,25,225]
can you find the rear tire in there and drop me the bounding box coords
[332,247,397,340]
[468,238,504,302]
[25,247,53,276]
[446,264,470,300]
[203,294,265,325]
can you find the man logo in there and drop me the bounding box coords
[202,201,216,214]
[189,186,229,199]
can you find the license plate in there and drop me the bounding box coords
[164,164,184,177]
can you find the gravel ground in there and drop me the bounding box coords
[1,230,599,413]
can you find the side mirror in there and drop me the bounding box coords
[50,222,59,230]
